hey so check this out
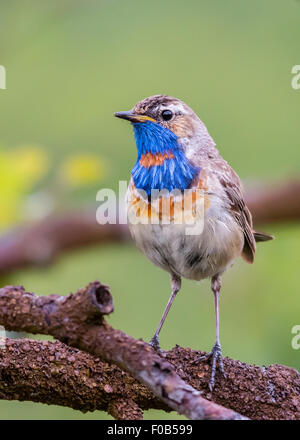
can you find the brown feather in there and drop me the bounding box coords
[219,175,256,264]
[254,231,274,242]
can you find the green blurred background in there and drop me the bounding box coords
[0,0,299,419]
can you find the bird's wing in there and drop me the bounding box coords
[216,167,257,264]
[225,184,256,263]
[189,155,257,263]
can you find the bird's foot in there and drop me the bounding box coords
[149,335,162,353]
[194,342,226,391]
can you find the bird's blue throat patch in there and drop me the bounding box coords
[131,121,199,195]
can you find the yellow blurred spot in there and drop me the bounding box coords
[11,146,49,188]
[0,145,49,228]
[60,154,106,187]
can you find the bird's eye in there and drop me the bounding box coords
[161,109,173,121]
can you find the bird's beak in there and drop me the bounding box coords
[114,110,155,123]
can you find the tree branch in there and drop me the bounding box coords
[0,336,299,420]
[245,179,300,225]
[0,338,153,419]
[0,282,246,420]
[0,282,299,419]
[0,210,130,276]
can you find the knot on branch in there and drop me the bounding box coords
[87,282,114,317]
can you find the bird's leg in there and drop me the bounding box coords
[150,273,181,351]
[195,274,226,391]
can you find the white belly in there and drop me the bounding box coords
[129,208,244,281]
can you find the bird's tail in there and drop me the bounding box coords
[253,231,274,242]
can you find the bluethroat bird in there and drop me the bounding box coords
[115,95,273,390]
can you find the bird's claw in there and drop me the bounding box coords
[150,334,161,351]
[195,343,226,391]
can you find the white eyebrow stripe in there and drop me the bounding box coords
[160,103,187,115]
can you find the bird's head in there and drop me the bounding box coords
[115,94,215,154]
[114,95,214,194]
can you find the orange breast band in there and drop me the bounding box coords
[139,151,174,168]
